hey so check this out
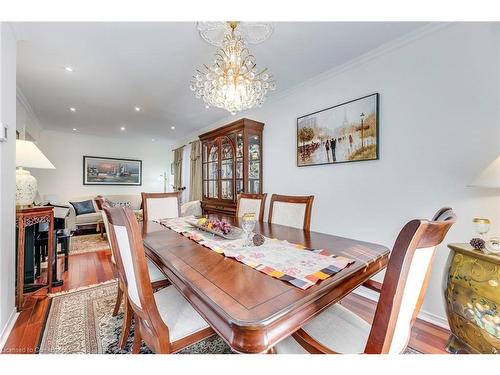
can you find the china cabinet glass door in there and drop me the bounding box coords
[206,142,219,199]
[235,132,244,194]
[220,136,235,200]
[247,134,261,194]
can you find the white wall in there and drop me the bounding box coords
[33,130,173,202]
[0,23,17,348]
[179,23,500,325]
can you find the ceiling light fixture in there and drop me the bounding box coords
[170,126,175,130]
[190,21,276,115]
[69,107,76,112]
[151,138,156,142]
[72,128,77,131]
[120,126,126,131]
[135,106,141,112]
[64,66,74,72]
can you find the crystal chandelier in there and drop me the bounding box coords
[190,22,276,115]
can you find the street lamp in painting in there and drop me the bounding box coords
[360,112,365,149]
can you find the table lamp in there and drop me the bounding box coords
[16,140,55,208]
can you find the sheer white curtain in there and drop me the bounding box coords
[181,143,191,203]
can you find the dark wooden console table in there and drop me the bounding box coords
[16,206,54,311]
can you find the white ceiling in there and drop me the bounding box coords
[13,22,427,141]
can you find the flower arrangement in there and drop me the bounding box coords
[197,217,232,235]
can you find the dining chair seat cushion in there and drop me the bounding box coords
[154,286,210,342]
[147,259,168,283]
[275,304,370,354]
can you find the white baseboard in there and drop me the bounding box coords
[352,286,450,330]
[0,307,19,351]
[417,310,450,330]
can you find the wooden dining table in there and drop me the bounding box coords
[142,215,390,353]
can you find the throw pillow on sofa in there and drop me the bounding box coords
[69,200,96,215]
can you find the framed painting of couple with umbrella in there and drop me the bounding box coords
[297,93,379,167]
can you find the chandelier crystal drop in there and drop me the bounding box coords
[190,22,276,115]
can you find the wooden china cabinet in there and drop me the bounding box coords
[199,118,264,216]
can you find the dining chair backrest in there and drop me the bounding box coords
[364,207,456,354]
[142,192,181,222]
[268,194,314,230]
[103,205,169,352]
[95,196,112,247]
[96,196,117,265]
[236,193,267,221]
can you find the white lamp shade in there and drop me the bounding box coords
[16,140,55,169]
[471,156,500,188]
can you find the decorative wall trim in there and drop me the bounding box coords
[16,87,40,126]
[16,86,43,140]
[353,286,450,330]
[0,308,19,351]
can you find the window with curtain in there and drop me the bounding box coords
[189,140,203,202]
[173,146,184,193]
[181,143,191,203]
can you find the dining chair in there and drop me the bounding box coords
[275,207,456,354]
[142,192,181,223]
[103,205,214,353]
[98,198,171,349]
[268,194,314,230]
[236,193,267,221]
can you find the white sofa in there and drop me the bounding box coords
[180,200,202,217]
[66,194,142,231]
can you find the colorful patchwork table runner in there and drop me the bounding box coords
[155,216,355,290]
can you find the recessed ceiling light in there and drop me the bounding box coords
[151,138,155,142]
[170,126,175,130]
[72,128,77,131]
[135,106,141,112]
[64,66,74,72]
[69,107,76,112]
[120,126,126,131]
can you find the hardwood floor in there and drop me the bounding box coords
[2,250,116,354]
[2,248,451,354]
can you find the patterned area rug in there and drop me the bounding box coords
[39,280,231,354]
[39,280,421,354]
[404,347,422,354]
[70,234,110,255]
